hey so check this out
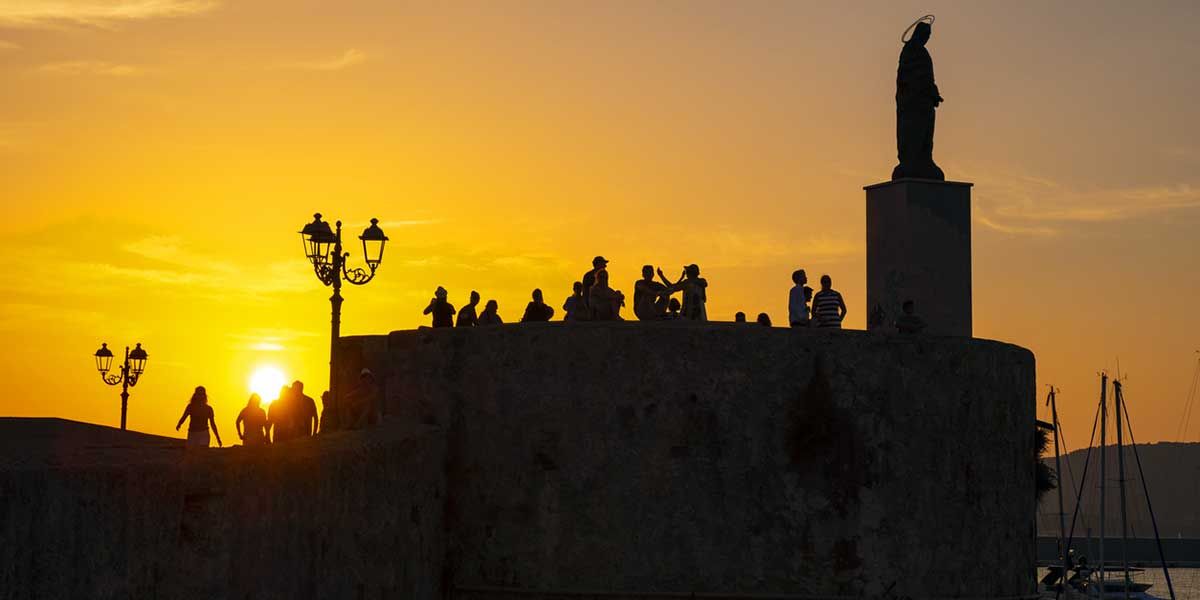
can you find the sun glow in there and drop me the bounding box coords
[248,366,288,403]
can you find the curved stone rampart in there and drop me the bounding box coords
[337,322,1036,597]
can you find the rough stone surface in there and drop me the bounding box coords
[337,322,1036,597]
[0,418,445,600]
[865,179,973,337]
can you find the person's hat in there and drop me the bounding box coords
[592,255,608,266]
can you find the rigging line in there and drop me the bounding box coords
[1064,389,1104,554]
[1176,356,1199,441]
[1119,388,1177,600]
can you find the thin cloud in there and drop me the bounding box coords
[0,0,217,28]
[38,60,143,76]
[377,219,441,228]
[959,164,1200,236]
[284,48,367,71]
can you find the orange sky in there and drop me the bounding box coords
[1,1,1198,449]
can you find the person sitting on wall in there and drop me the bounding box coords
[423,286,456,328]
[895,299,927,334]
[521,288,555,322]
[734,311,747,323]
[633,265,672,321]
[666,298,682,319]
[812,275,847,329]
[588,269,625,321]
[345,368,381,429]
[563,282,585,321]
[235,393,268,446]
[457,290,480,327]
[477,299,504,326]
[757,313,772,327]
[661,264,707,321]
[580,256,608,313]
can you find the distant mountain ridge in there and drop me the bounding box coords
[1038,442,1200,538]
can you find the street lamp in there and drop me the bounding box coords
[93,342,148,430]
[300,213,387,403]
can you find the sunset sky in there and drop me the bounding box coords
[1,1,1197,448]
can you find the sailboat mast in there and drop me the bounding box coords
[1098,372,1108,590]
[1049,385,1068,598]
[1115,379,1130,600]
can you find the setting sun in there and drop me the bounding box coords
[248,366,288,403]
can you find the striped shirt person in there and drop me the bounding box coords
[811,275,847,328]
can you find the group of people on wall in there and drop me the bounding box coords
[421,257,867,331]
[176,381,317,449]
[176,256,925,450]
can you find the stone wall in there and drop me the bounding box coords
[0,419,445,600]
[337,322,1037,597]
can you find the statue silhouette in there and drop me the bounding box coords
[892,16,944,181]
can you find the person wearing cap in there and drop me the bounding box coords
[423,286,456,328]
[580,256,608,315]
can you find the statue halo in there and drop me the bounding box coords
[901,14,935,43]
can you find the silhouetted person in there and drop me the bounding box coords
[868,303,887,330]
[735,311,747,323]
[318,390,335,433]
[457,290,480,327]
[580,256,608,311]
[521,288,555,322]
[588,269,625,321]
[346,369,381,429]
[812,274,847,328]
[478,299,503,326]
[176,386,222,448]
[893,16,944,181]
[664,264,707,321]
[666,298,681,319]
[633,265,671,321]
[424,286,456,328]
[789,269,812,327]
[235,393,268,446]
[895,299,927,334]
[268,384,293,443]
[757,313,772,327]
[292,381,318,437]
[563,282,585,321]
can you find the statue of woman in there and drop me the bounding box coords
[893,16,945,181]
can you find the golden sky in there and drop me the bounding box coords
[1,1,1198,448]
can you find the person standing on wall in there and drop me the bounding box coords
[235,393,268,447]
[176,386,223,448]
[812,275,847,329]
[292,381,318,437]
[788,269,812,328]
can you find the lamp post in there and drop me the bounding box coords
[93,342,149,430]
[299,213,387,403]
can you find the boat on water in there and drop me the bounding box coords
[1041,562,1160,600]
[1037,374,1179,600]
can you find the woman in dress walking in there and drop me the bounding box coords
[176,386,223,448]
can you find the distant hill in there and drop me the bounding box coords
[1038,442,1200,539]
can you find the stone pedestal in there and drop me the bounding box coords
[865,179,972,337]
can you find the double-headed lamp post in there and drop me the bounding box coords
[299,213,388,402]
[93,342,149,430]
